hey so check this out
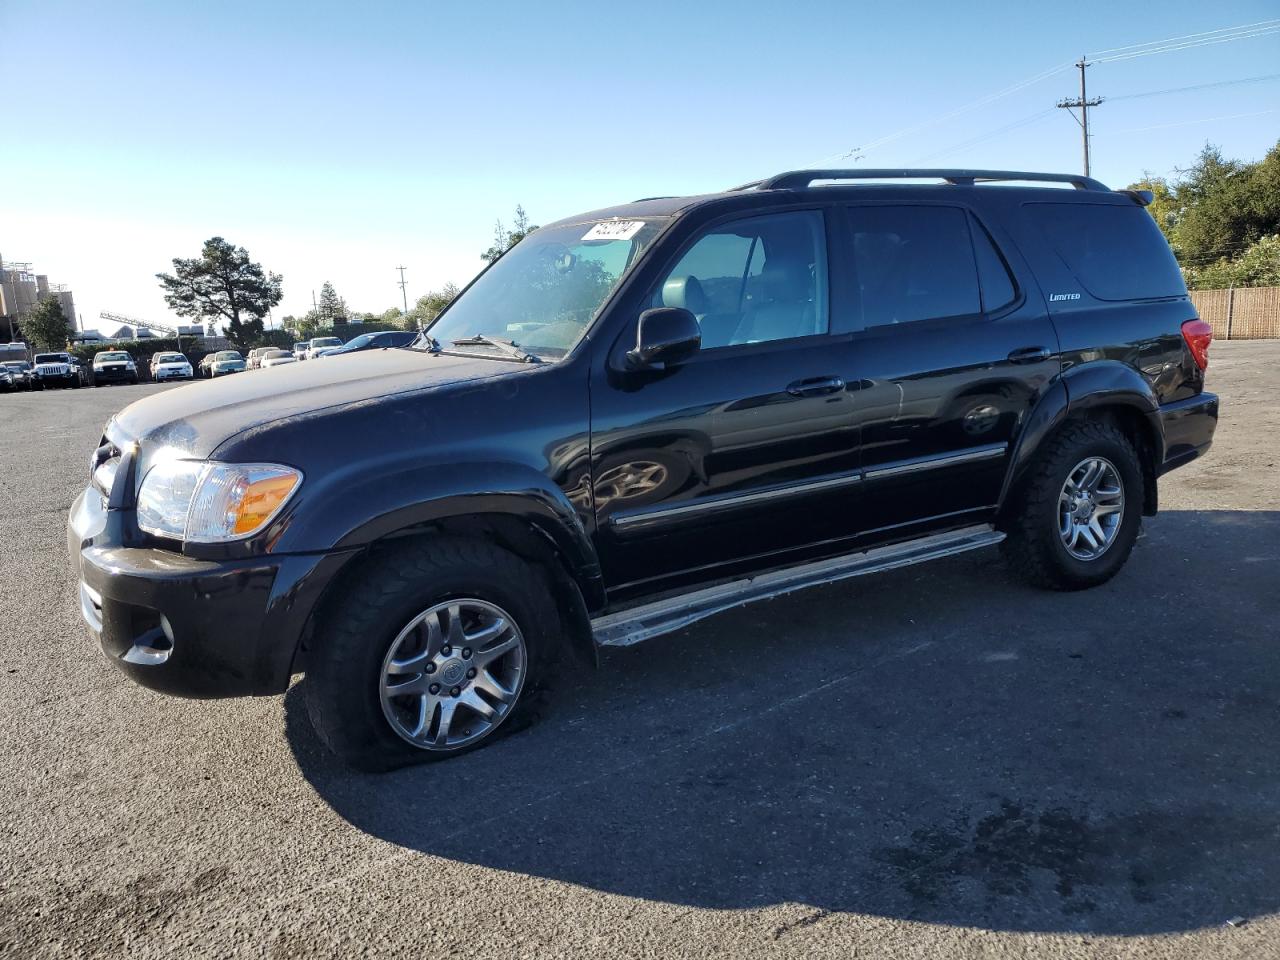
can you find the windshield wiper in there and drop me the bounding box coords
[449,335,540,363]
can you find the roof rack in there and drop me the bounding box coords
[731,168,1111,192]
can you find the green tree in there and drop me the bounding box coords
[296,310,323,340]
[408,283,460,327]
[317,281,347,323]
[1132,141,1280,267]
[1185,235,1280,290]
[157,237,283,346]
[21,296,71,350]
[481,205,538,263]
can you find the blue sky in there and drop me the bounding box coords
[1,0,1277,332]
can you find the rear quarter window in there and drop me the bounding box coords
[1024,202,1186,301]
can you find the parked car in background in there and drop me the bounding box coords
[207,350,247,377]
[247,347,273,370]
[151,351,194,382]
[305,336,342,360]
[33,352,82,389]
[259,348,297,368]
[1,360,39,390]
[292,342,309,361]
[92,351,139,386]
[0,366,19,392]
[322,330,418,356]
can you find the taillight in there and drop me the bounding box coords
[1181,319,1213,371]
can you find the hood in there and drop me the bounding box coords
[110,348,533,458]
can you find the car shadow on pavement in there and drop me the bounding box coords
[285,509,1280,935]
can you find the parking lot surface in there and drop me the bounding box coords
[2,342,1278,959]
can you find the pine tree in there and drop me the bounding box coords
[317,281,347,324]
[157,237,283,346]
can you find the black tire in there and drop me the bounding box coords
[1000,418,1144,591]
[304,536,561,771]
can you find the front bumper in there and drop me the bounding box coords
[39,371,77,385]
[154,368,192,381]
[1158,391,1218,475]
[94,367,136,383]
[68,486,354,699]
[211,365,245,376]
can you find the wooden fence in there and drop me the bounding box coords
[1189,286,1280,340]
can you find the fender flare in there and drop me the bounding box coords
[998,361,1164,514]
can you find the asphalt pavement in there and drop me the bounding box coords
[2,342,1278,959]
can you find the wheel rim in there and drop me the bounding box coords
[1058,456,1125,561]
[378,598,527,752]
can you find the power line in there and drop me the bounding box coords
[1092,24,1280,64]
[1106,73,1280,102]
[804,60,1073,166]
[1104,107,1278,135]
[1089,18,1280,57]
[911,109,1057,164]
[806,18,1280,169]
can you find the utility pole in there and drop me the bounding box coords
[1056,56,1103,176]
[396,265,409,315]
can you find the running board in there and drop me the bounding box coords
[591,525,1005,648]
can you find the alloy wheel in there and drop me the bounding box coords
[378,598,527,751]
[1058,456,1125,561]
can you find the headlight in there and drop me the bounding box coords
[137,460,303,542]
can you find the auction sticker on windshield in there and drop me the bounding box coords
[582,220,645,241]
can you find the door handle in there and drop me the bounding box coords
[786,376,846,398]
[1007,346,1052,364]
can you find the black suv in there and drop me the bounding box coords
[68,169,1218,770]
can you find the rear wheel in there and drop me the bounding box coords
[1000,419,1144,590]
[305,537,560,771]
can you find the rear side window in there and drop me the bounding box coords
[1025,202,1186,301]
[845,206,980,326]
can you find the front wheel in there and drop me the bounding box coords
[1000,419,1144,591]
[304,537,560,771]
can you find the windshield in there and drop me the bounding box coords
[34,354,68,363]
[215,351,242,360]
[96,353,130,363]
[3,362,28,371]
[422,218,666,360]
[156,353,185,363]
[313,338,341,348]
[265,349,290,358]
[343,333,375,349]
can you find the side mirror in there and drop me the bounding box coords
[626,307,701,370]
